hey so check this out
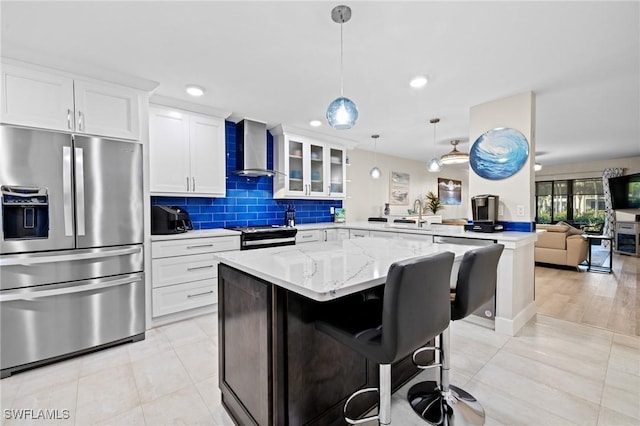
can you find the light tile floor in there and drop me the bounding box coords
[1,312,639,425]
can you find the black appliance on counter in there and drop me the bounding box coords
[226,225,298,250]
[465,194,504,233]
[151,205,193,235]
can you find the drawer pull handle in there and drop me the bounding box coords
[187,265,214,271]
[302,234,313,238]
[186,244,214,249]
[187,290,214,298]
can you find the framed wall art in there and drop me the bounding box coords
[438,178,462,205]
[389,171,410,205]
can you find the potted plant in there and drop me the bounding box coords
[425,191,444,215]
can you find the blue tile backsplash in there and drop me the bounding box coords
[152,121,343,229]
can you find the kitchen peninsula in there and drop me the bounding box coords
[297,222,539,336]
[215,238,479,425]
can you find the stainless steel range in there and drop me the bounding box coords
[226,225,297,250]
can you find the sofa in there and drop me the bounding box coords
[535,223,589,268]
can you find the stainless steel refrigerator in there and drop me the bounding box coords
[0,125,145,378]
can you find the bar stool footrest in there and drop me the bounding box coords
[344,387,380,425]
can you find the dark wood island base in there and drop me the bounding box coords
[218,264,426,425]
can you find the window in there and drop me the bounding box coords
[535,178,605,228]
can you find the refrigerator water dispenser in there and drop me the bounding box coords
[1,186,49,240]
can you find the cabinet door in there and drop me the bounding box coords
[73,80,140,140]
[149,107,191,194]
[324,229,337,241]
[327,146,346,197]
[189,115,226,196]
[336,228,350,240]
[308,142,326,196]
[286,137,307,197]
[1,64,74,132]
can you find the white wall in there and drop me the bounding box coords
[344,148,469,221]
[535,156,640,181]
[469,91,536,223]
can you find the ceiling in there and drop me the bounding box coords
[2,1,639,167]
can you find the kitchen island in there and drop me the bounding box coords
[215,238,477,425]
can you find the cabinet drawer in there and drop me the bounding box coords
[152,236,239,258]
[349,229,370,238]
[296,229,321,243]
[152,253,218,288]
[153,279,216,317]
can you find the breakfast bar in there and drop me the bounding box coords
[215,238,477,425]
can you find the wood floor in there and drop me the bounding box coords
[535,251,640,336]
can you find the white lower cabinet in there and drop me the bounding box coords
[151,235,239,318]
[349,229,370,238]
[153,279,218,317]
[296,229,322,243]
[324,228,349,241]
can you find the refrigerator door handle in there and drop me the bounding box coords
[0,245,142,267]
[0,273,142,302]
[62,146,74,236]
[75,147,86,236]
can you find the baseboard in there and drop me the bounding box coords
[494,302,537,336]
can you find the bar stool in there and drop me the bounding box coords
[408,244,504,426]
[315,252,454,425]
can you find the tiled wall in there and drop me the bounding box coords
[152,121,342,230]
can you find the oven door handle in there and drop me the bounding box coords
[0,273,142,302]
[0,246,142,267]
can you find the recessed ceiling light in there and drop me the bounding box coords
[185,85,204,97]
[409,75,428,89]
[309,120,322,127]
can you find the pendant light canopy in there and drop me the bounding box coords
[326,5,358,130]
[370,134,381,179]
[427,118,441,172]
[440,140,469,165]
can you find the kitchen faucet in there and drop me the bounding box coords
[413,198,424,228]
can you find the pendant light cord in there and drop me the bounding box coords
[372,134,379,164]
[340,21,344,97]
[433,122,437,156]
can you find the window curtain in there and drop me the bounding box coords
[602,168,624,247]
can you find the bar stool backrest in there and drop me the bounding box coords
[451,244,505,321]
[382,251,454,363]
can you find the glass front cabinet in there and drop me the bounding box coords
[272,126,347,199]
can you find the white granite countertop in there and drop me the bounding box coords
[150,228,241,241]
[216,237,478,301]
[294,221,537,244]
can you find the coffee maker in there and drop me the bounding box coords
[465,194,504,233]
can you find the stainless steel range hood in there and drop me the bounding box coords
[233,119,278,177]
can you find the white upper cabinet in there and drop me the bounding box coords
[272,125,348,199]
[1,62,140,140]
[149,105,226,197]
[73,79,139,140]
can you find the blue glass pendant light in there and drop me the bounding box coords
[327,5,358,130]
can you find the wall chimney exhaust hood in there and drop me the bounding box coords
[233,119,279,177]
